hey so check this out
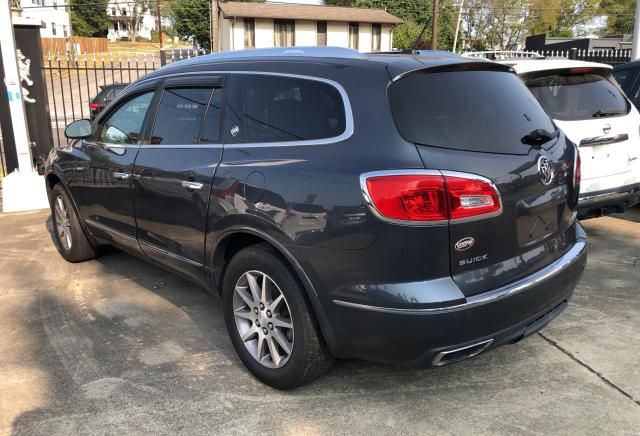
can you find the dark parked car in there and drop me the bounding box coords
[45,47,587,389]
[89,83,127,120]
[613,60,640,108]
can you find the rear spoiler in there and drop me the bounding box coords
[518,66,613,82]
[391,61,514,82]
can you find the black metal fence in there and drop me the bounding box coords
[43,49,205,149]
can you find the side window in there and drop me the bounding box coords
[242,75,346,143]
[150,88,212,145]
[200,89,222,143]
[97,92,154,144]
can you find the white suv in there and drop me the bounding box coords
[501,59,640,218]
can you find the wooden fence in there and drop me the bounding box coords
[42,37,108,57]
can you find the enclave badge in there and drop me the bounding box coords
[537,156,554,186]
[455,237,475,251]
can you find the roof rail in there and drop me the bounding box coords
[196,46,368,61]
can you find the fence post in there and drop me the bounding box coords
[569,48,578,60]
[160,49,167,66]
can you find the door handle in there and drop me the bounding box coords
[181,180,203,190]
[113,171,130,180]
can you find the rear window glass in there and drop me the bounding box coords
[526,72,630,121]
[242,75,346,143]
[389,71,556,155]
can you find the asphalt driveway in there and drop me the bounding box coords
[0,209,639,435]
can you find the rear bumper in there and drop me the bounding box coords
[326,223,587,366]
[578,182,640,218]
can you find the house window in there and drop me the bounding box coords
[317,21,327,46]
[52,22,57,36]
[63,25,68,37]
[348,22,359,50]
[53,1,57,9]
[122,8,127,16]
[112,8,116,15]
[244,18,255,48]
[371,23,381,51]
[274,19,295,47]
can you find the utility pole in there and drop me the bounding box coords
[431,0,439,50]
[156,0,163,48]
[210,0,219,53]
[633,0,640,59]
[1,0,32,172]
[452,0,464,53]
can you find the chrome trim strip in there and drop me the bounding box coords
[135,71,354,148]
[332,238,586,315]
[113,171,130,180]
[579,133,628,147]
[359,169,503,227]
[181,180,204,190]
[138,240,203,267]
[85,218,137,243]
[432,338,494,366]
[139,144,223,149]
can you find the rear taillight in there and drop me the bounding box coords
[89,103,101,110]
[362,171,502,223]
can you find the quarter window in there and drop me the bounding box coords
[97,92,154,144]
[150,88,212,145]
[242,75,346,143]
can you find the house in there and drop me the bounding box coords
[20,0,70,39]
[106,0,170,42]
[217,1,402,52]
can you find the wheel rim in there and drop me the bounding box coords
[232,270,294,369]
[54,195,72,251]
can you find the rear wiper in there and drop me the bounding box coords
[592,109,627,117]
[521,129,559,147]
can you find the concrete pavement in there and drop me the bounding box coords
[0,210,639,435]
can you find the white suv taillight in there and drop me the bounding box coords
[361,170,502,224]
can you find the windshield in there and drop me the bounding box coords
[388,70,557,155]
[526,71,630,121]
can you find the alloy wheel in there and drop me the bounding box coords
[232,270,294,369]
[54,195,72,251]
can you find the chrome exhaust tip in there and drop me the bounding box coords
[432,338,494,367]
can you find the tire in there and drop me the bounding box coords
[50,184,97,263]
[222,243,334,389]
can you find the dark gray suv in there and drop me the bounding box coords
[45,47,587,389]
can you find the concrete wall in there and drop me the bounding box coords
[295,20,316,46]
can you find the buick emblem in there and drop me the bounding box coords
[455,237,475,251]
[538,156,554,186]
[603,123,611,134]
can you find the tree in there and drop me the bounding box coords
[600,0,635,35]
[70,0,109,37]
[167,0,211,50]
[119,0,152,41]
[327,0,461,50]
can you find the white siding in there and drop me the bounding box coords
[233,18,245,50]
[295,20,316,46]
[255,19,274,48]
[326,21,348,47]
[21,0,70,39]
[220,18,232,51]
[359,23,372,52]
[382,24,393,51]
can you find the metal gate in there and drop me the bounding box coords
[43,49,204,149]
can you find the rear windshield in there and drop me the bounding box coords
[526,71,630,121]
[389,70,556,155]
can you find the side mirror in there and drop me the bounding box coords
[65,119,92,139]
